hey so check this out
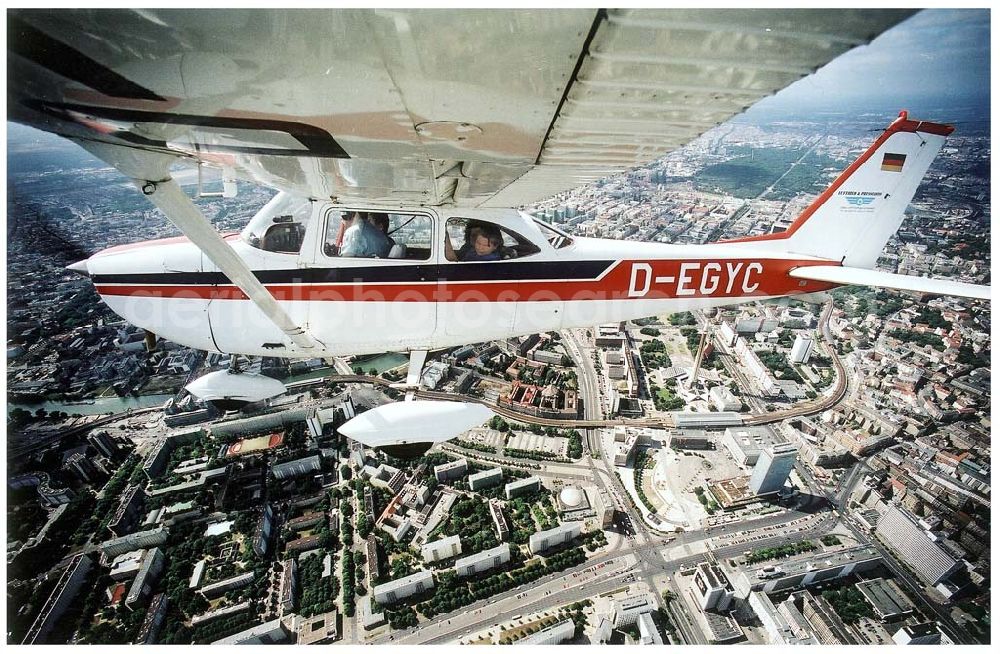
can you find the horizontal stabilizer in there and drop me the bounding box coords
[790,266,990,301]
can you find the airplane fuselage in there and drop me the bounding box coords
[78,205,838,357]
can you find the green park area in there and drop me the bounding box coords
[695,148,842,200]
[744,540,817,564]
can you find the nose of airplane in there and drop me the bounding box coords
[66,259,90,276]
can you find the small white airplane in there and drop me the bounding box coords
[8,9,989,455]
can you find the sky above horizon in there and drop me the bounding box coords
[746,8,990,118]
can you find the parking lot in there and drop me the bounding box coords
[506,431,568,457]
[461,427,505,451]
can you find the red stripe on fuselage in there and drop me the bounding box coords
[94,258,838,301]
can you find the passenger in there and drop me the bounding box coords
[324,211,352,256]
[368,212,396,249]
[340,211,392,258]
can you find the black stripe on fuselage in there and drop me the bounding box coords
[90,260,616,286]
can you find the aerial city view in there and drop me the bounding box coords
[5,8,991,647]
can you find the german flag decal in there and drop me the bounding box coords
[881,152,906,172]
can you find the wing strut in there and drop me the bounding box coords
[77,141,323,354]
[396,350,427,401]
[143,179,323,352]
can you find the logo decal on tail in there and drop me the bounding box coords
[837,190,879,213]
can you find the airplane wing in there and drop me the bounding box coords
[9,8,915,207]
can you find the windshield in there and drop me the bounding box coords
[531,216,574,249]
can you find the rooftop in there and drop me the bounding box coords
[204,520,234,537]
[697,562,731,590]
[373,569,434,595]
[559,486,586,509]
[741,545,881,577]
[857,578,913,619]
[902,622,940,639]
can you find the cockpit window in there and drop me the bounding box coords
[444,218,541,262]
[261,219,305,253]
[532,218,574,249]
[323,210,432,260]
[243,194,312,255]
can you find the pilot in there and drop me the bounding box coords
[445,221,504,262]
[340,211,393,258]
[460,224,503,261]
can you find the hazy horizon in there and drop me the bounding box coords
[746,9,989,122]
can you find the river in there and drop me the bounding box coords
[7,394,174,416]
[284,352,408,385]
[348,352,409,374]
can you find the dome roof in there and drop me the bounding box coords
[560,486,585,508]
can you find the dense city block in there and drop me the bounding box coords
[6,111,989,644]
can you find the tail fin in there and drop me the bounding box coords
[724,111,953,268]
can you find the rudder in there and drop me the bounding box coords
[724,111,953,268]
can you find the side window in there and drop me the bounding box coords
[261,220,305,254]
[243,194,312,255]
[443,218,541,262]
[323,210,432,260]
